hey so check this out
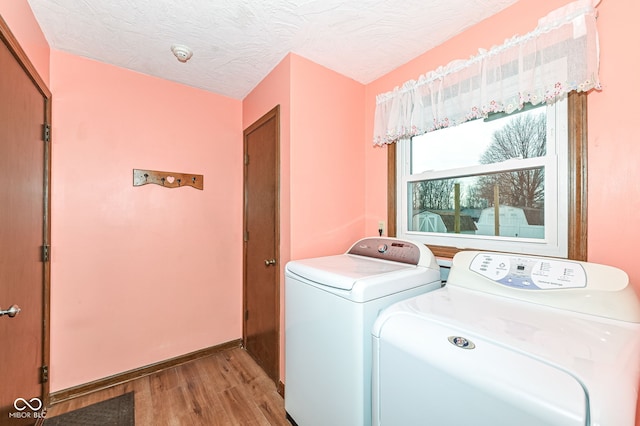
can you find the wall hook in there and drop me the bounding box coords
[133,169,204,190]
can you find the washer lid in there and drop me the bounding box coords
[286,254,413,290]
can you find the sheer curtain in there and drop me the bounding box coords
[373,0,600,146]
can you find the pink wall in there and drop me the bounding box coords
[243,53,366,262]
[288,54,366,259]
[49,50,243,391]
[0,0,50,85]
[586,0,640,284]
[243,53,366,380]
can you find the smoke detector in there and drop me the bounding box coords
[171,44,193,63]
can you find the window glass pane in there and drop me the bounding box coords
[408,166,545,239]
[410,107,546,173]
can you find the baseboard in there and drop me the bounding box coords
[48,339,242,405]
[277,380,285,398]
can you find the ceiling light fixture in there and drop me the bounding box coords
[171,44,193,63]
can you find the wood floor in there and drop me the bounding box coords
[43,347,291,425]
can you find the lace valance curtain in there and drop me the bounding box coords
[373,0,601,146]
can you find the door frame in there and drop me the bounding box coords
[0,16,52,405]
[242,105,281,382]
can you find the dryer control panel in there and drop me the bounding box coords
[447,251,640,322]
[469,253,587,290]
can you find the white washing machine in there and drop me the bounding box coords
[285,237,442,426]
[372,250,640,426]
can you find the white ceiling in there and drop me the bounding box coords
[27,0,519,100]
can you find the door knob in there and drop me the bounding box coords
[0,304,21,318]
[265,259,276,266]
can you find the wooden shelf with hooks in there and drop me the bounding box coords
[133,169,203,190]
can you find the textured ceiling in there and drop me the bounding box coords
[27,0,519,100]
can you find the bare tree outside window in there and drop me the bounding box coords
[477,113,546,209]
[412,180,455,210]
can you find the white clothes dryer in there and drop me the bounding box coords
[285,237,442,426]
[372,250,640,426]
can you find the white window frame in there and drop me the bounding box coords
[396,98,569,258]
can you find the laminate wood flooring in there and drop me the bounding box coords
[44,347,290,426]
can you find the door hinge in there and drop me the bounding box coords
[42,123,51,143]
[41,365,49,383]
[244,230,249,242]
[245,310,249,321]
[244,154,249,165]
[41,245,50,262]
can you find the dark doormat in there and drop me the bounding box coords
[44,392,135,426]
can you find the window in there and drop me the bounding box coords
[388,92,587,260]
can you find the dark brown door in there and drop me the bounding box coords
[0,19,51,426]
[243,106,280,384]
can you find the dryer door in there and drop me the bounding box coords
[374,314,588,426]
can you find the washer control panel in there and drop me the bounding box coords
[469,253,587,290]
[347,237,424,265]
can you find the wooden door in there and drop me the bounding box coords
[243,106,280,384]
[0,18,51,425]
